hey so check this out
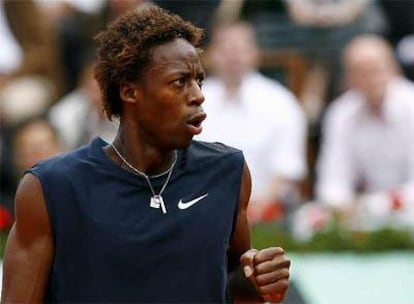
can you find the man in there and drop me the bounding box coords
[315,34,414,230]
[1,6,290,303]
[11,117,63,180]
[0,116,63,222]
[198,22,307,223]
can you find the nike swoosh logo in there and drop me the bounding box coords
[178,193,209,210]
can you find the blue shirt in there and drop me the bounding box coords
[29,137,244,303]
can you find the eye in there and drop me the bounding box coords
[197,76,204,88]
[172,78,186,88]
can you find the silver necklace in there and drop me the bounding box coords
[111,144,177,214]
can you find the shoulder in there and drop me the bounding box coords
[390,77,414,106]
[14,173,49,224]
[324,90,364,122]
[187,140,242,158]
[393,77,414,94]
[29,140,93,180]
[247,72,297,100]
[182,140,244,169]
[245,72,304,114]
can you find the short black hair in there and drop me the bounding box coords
[94,5,204,120]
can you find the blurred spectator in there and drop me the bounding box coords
[36,0,101,93]
[198,22,308,225]
[37,0,105,16]
[0,0,62,222]
[49,59,118,150]
[226,1,386,205]
[12,117,63,177]
[38,0,148,93]
[0,116,63,221]
[0,0,63,125]
[315,34,414,231]
[284,0,387,123]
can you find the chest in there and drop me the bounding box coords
[61,168,239,266]
[350,118,411,168]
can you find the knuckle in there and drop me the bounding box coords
[240,249,257,263]
[274,246,285,254]
[280,268,290,279]
[267,247,285,256]
[278,278,290,291]
[279,255,291,267]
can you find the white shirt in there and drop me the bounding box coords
[197,72,307,201]
[316,77,414,207]
[49,90,118,150]
[0,2,22,74]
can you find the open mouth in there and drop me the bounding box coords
[187,112,207,134]
[188,112,206,126]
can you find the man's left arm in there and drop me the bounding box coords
[228,161,291,303]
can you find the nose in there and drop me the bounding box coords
[188,81,205,105]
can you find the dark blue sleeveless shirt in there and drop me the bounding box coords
[29,137,244,303]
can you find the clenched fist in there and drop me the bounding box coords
[240,247,290,303]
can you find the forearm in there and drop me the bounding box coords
[1,227,52,303]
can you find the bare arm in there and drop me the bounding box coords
[228,161,252,271]
[228,162,290,303]
[1,173,53,303]
[228,161,263,302]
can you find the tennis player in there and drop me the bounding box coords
[1,5,290,303]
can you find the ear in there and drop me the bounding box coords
[120,82,142,104]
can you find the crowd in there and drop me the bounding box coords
[1,0,414,239]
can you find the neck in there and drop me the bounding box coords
[223,77,242,93]
[110,125,176,176]
[365,92,386,117]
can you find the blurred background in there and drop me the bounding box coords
[1,0,414,303]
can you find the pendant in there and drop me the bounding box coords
[150,195,167,214]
